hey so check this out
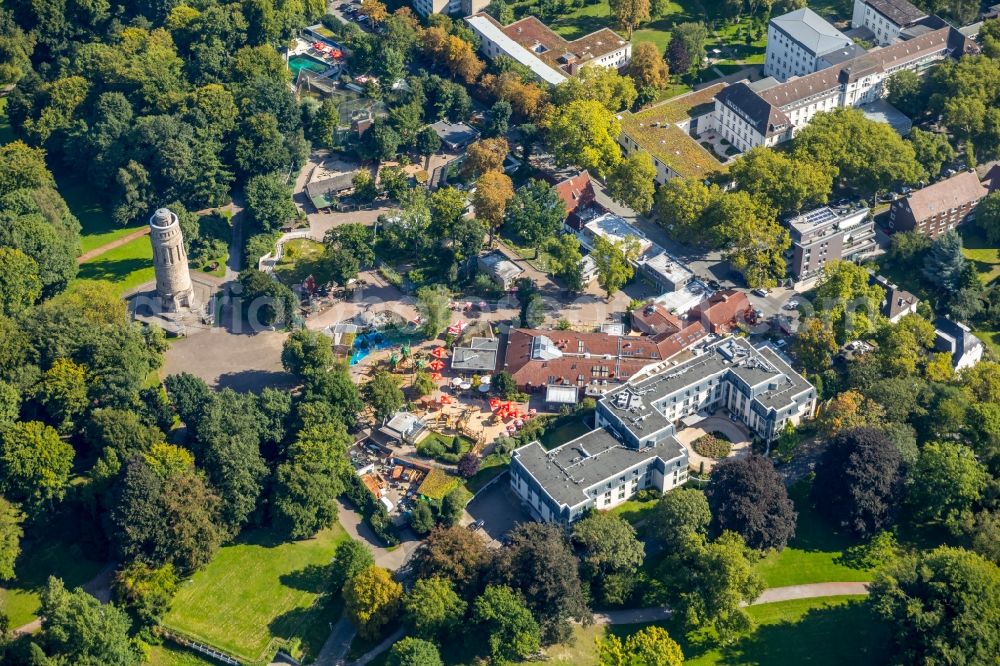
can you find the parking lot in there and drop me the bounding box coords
[328,0,372,31]
[465,472,531,546]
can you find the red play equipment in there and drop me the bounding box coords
[439,395,454,404]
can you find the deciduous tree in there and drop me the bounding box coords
[592,235,637,298]
[546,100,622,178]
[908,441,989,530]
[0,421,74,515]
[472,169,514,244]
[463,137,509,178]
[597,626,684,666]
[386,637,443,666]
[572,512,645,605]
[609,0,650,38]
[730,147,833,213]
[273,423,349,538]
[343,565,403,638]
[653,177,720,245]
[416,284,452,339]
[0,497,22,580]
[472,584,541,662]
[705,455,796,551]
[331,540,375,592]
[504,179,566,253]
[651,486,711,547]
[870,546,1000,665]
[495,521,589,642]
[811,428,903,537]
[606,152,656,214]
[708,192,789,289]
[629,42,670,90]
[363,370,405,422]
[40,577,142,666]
[402,577,466,639]
[0,247,41,317]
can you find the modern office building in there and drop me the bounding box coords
[786,205,876,280]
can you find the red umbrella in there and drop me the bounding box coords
[430,372,443,381]
[428,359,445,371]
[439,395,454,404]
[489,398,501,410]
[431,347,448,358]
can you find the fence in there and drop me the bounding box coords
[258,229,315,274]
[158,628,242,666]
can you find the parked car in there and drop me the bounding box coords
[783,300,799,310]
[468,519,486,531]
[751,288,768,297]
[707,279,721,290]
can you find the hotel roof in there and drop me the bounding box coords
[512,428,685,508]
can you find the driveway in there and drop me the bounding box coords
[336,499,421,570]
[675,415,751,473]
[465,472,531,545]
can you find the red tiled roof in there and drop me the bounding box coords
[553,171,595,215]
[903,170,988,221]
[630,303,686,337]
[502,326,705,389]
[688,290,751,333]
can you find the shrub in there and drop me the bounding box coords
[841,530,900,569]
[693,434,731,458]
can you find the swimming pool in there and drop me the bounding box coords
[349,330,419,365]
[288,54,330,77]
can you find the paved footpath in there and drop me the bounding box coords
[591,582,870,626]
[11,562,116,636]
[76,226,150,264]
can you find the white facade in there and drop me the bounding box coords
[465,14,568,85]
[413,0,488,17]
[764,8,854,82]
[852,0,926,45]
[714,25,962,152]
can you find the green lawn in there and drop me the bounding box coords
[55,175,145,254]
[522,596,888,666]
[161,526,348,663]
[754,482,873,587]
[961,225,1000,286]
[607,496,658,532]
[274,238,328,287]
[539,414,593,449]
[75,234,155,295]
[463,452,511,493]
[0,538,105,628]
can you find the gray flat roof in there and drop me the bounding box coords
[451,337,499,371]
[513,427,684,508]
[600,337,814,438]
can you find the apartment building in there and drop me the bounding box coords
[888,170,988,237]
[787,205,876,280]
[412,0,488,18]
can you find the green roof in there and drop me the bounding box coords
[619,84,729,180]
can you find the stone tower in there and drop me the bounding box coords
[149,207,195,311]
